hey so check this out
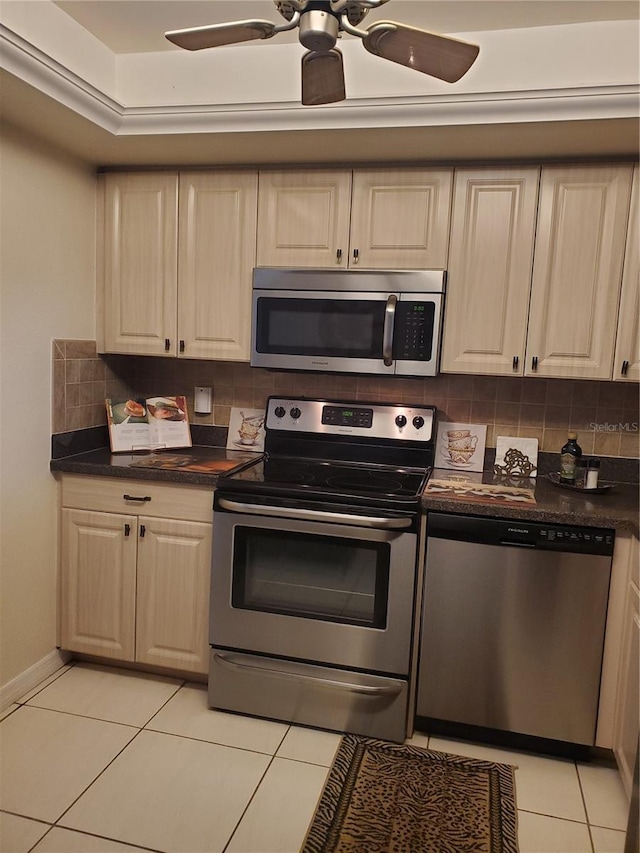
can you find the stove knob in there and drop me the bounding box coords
[290,407,302,420]
[413,416,425,429]
[395,415,407,428]
[274,406,286,419]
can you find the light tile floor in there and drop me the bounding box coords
[0,663,630,853]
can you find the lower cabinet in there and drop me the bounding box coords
[59,476,213,675]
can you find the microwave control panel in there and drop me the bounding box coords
[393,302,435,361]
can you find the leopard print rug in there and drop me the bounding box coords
[302,735,519,853]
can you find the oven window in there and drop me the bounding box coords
[231,527,390,628]
[255,298,386,358]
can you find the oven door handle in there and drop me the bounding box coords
[213,652,403,697]
[382,294,397,367]
[217,498,413,529]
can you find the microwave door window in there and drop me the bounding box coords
[255,298,386,358]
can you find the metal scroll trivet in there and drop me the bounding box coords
[494,447,537,478]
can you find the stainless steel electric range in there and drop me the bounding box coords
[209,395,436,743]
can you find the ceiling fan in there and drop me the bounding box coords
[165,0,480,106]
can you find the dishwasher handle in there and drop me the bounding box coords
[499,540,537,548]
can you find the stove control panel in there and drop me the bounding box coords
[265,396,436,443]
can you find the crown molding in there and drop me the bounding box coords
[2,23,639,139]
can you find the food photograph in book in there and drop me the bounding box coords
[106,396,191,453]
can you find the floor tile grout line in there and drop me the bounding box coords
[141,724,293,758]
[14,662,77,706]
[139,677,188,729]
[221,751,282,853]
[220,724,294,853]
[51,724,147,831]
[13,703,141,731]
[29,822,164,853]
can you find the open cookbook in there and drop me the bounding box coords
[105,397,191,453]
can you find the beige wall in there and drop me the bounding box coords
[0,124,96,689]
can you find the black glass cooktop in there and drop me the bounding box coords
[219,455,430,503]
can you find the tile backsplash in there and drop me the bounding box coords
[52,340,639,458]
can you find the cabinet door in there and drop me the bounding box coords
[613,165,640,382]
[441,167,540,375]
[60,509,136,660]
[136,517,212,674]
[102,172,178,356]
[350,169,452,269]
[178,172,258,361]
[525,164,633,379]
[256,170,352,267]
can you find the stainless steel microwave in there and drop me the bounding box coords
[251,268,446,377]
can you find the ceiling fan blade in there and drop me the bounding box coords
[301,49,346,106]
[363,22,479,83]
[165,20,277,51]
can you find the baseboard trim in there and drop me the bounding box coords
[0,649,72,710]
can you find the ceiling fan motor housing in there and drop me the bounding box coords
[299,5,340,51]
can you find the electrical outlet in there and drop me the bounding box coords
[194,386,212,415]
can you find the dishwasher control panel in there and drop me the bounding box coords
[426,513,615,556]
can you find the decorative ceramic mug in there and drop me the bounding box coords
[238,413,264,445]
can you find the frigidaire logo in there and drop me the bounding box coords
[507,527,529,534]
[311,361,329,366]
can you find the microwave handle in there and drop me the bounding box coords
[382,294,397,366]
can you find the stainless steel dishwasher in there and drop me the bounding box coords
[417,512,614,747]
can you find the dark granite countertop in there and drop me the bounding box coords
[51,447,639,535]
[50,446,262,487]
[423,468,639,536]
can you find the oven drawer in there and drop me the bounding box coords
[209,649,408,743]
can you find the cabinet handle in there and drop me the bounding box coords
[622,360,629,375]
[179,340,185,353]
[336,248,342,263]
[124,523,131,537]
[512,355,519,370]
[531,356,538,371]
[352,248,359,264]
[123,494,151,503]
[165,339,171,352]
[140,524,146,538]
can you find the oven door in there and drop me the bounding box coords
[210,497,418,676]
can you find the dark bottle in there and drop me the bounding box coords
[559,432,582,483]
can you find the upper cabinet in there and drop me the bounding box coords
[178,172,258,361]
[99,171,258,360]
[256,168,452,269]
[101,172,178,357]
[442,163,635,379]
[525,164,633,379]
[613,165,640,382]
[441,167,540,375]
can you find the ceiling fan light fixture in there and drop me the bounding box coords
[165,20,277,50]
[363,22,480,83]
[298,9,340,52]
